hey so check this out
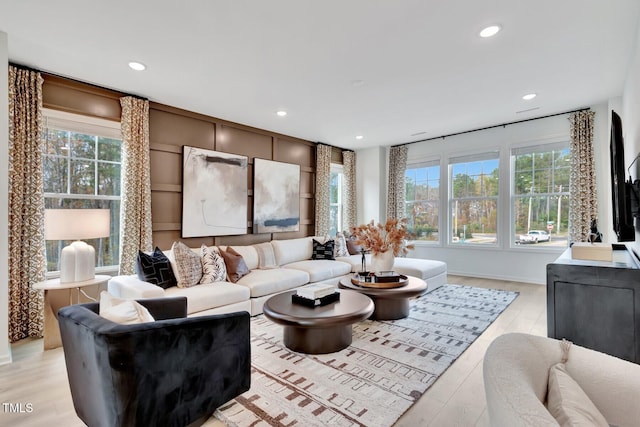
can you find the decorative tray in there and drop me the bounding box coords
[350,273,408,289]
[292,292,340,307]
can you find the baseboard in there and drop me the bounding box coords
[447,270,545,285]
[0,344,12,365]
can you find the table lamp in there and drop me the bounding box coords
[44,209,110,283]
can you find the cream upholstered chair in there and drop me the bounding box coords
[483,333,640,427]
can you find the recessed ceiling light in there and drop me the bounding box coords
[479,25,501,38]
[351,80,365,87]
[128,61,146,71]
[522,93,537,100]
[276,110,287,117]
[355,135,364,140]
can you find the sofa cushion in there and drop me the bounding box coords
[254,242,278,269]
[336,254,447,280]
[99,291,155,324]
[136,247,177,289]
[312,239,335,260]
[220,246,251,283]
[220,245,259,271]
[334,232,349,257]
[547,362,608,427]
[200,245,226,283]
[164,282,250,315]
[171,241,203,288]
[282,259,351,282]
[271,237,313,266]
[235,268,309,298]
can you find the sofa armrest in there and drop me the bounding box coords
[108,275,165,299]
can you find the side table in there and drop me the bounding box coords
[33,275,111,350]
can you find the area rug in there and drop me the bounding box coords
[214,284,518,427]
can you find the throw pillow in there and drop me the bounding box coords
[136,247,177,289]
[200,245,227,283]
[334,232,349,257]
[547,362,608,427]
[346,236,362,255]
[312,239,335,260]
[219,246,251,283]
[254,242,278,269]
[99,291,155,324]
[171,241,203,288]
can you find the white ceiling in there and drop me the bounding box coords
[2,1,640,150]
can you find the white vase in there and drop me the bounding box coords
[371,250,394,273]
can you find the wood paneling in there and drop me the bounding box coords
[40,74,317,251]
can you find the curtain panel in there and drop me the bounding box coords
[568,110,597,243]
[387,145,408,220]
[315,144,332,236]
[8,66,46,342]
[342,150,357,230]
[119,97,153,275]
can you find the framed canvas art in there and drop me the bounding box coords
[253,158,300,233]
[182,146,248,237]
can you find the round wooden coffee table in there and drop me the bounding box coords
[263,289,374,354]
[338,275,427,320]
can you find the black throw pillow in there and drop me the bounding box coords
[312,239,335,260]
[136,247,177,289]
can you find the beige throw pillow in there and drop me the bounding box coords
[99,291,155,325]
[547,362,608,427]
[171,241,203,288]
[254,242,278,269]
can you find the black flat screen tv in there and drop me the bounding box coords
[610,110,635,242]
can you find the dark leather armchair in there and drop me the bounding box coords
[58,297,251,427]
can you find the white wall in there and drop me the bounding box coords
[355,146,386,224]
[357,104,613,284]
[1,31,11,365]
[622,18,640,252]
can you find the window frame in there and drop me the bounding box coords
[405,156,442,245]
[447,150,501,247]
[509,138,571,251]
[42,108,122,276]
[329,163,344,236]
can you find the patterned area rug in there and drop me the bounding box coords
[214,284,518,427]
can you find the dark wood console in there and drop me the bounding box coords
[546,246,640,363]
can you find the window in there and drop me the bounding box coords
[512,142,570,247]
[405,159,440,242]
[329,164,344,236]
[42,110,122,273]
[449,152,499,245]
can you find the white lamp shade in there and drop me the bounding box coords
[45,209,111,241]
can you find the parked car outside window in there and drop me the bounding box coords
[517,230,550,244]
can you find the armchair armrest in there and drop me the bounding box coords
[108,275,165,299]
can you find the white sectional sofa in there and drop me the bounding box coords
[109,236,447,317]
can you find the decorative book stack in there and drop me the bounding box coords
[292,284,340,307]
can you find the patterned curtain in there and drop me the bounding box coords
[8,66,45,342]
[387,145,408,220]
[315,144,332,236]
[568,110,597,243]
[119,97,153,275]
[342,150,357,230]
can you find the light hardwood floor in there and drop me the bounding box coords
[0,275,546,426]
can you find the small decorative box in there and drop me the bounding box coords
[374,271,404,283]
[292,292,340,308]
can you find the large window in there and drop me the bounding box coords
[512,142,570,247]
[405,159,440,242]
[449,152,499,245]
[42,110,122,273]
[329,164,344,236]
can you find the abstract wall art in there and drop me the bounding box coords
[253,158,300,233]
[182,146,248,237]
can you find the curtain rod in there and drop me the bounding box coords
[392,107,591,148]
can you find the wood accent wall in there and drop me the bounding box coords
[41,74,317,250]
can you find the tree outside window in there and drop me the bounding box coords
[329,164,344,236]
[405,160,440,242]
[449,154,499,245]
